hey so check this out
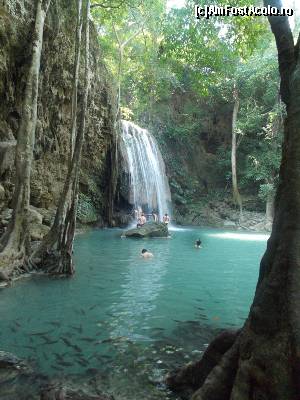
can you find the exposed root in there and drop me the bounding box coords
[33,249,74,276]
[166,329,240,399]
[0,247,25,277]
[191,341,239,400]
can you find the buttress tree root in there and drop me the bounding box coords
[167,1,300,399]
[166,330,240,399]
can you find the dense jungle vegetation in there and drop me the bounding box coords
[91,0,295,219]
[1,0,300,398]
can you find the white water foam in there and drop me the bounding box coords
[119,120,172,221]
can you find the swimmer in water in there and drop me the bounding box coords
[141,248,154,258]
[195,239,202,248]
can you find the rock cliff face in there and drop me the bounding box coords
[0,0,116,232]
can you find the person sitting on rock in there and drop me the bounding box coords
[195,239,202,248]
[151,210,158,222]
[141,248,154,258]
[163,213,170,225]
[137,213,146,228]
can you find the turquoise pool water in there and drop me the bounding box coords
[0,227,268,399]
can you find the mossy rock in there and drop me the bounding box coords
[123,222,169,238]
[77,194,98,224]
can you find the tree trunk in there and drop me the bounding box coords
[167,1,300,399]
[31,0,90,275]
[0,0,51,274]
[231,84,243,221]
[70,0,83,155]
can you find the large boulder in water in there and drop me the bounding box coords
[123,222,169,238]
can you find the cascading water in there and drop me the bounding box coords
[119,120,171,221]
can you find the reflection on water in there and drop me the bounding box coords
[208,232,270,241]
[109,247,169,341]
[0,227,267,400]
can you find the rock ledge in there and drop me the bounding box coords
[123,222,169,238]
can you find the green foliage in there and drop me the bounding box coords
[91,0,269,122]
[212,44,283,203]
[77,193,98,224]
[90,0,283,208]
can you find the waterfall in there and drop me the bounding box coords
[119,120,171,222]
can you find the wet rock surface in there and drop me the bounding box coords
[0,351,28,369]
[174,200,271,232]
[0,270,10,281]
[124,222,169,238]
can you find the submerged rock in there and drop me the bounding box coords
[40,383,114,400]
[123,222,169,238]
[0,351,27,370]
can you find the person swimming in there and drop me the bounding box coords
[195,239,202,248]
[141,248,154,258]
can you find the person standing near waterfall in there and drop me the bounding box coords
[163,213,170,225]
[137,213,146,228]
[151,211,158,222]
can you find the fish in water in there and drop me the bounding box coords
[86,368,98,375]
[61,337,74,347]
[76,355,89,366]
[48,321,61,328]
[198,314,208,320]
[70,324,83,334]
[57,360,73,367]
[101,336,129,344]
[10,326,17,333]
[71,344,82,353]
[89,304,100,311]
[77,358,88,367]
[40,335,57,343]
[24,345,36,351]
[79,337,96,343]
[54,353,65,361]
[14,321,21,328]
[51,364,64,371]
[29,330,54,337]
[101,338,114,344]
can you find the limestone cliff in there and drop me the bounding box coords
[0,0,116,234]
